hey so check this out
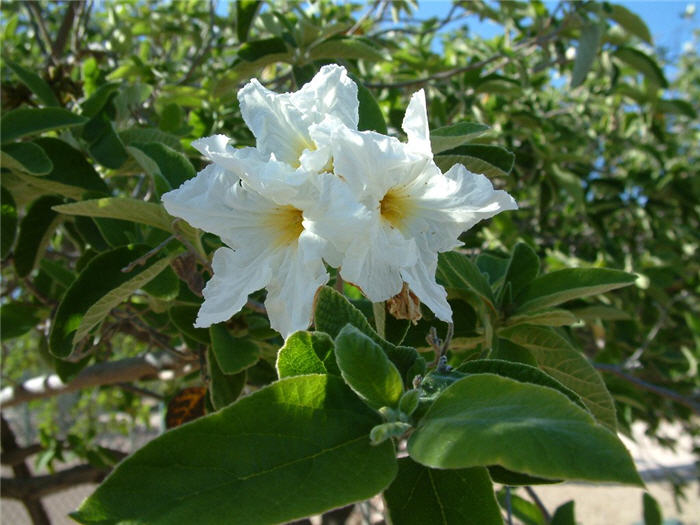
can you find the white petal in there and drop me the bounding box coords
[402,89,432,157]
[339,221,417,302]
[264,236,329,339]
[195,247,274,327]
[161,164,238,239]
[191,135,233,160]
[292,64,359,130]
[401,246,452,322]
[238,79,312,165]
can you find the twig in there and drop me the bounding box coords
[118,383,164,401]
[52,0,82,58]
[177,0,216,85]
[525,486,551,522]
[347,0,383,36]
[121,236,174,272]
[595,363,700,415]
[25,1,56,65]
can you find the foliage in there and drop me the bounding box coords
[1,1,697,523]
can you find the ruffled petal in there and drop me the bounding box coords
[191,135,234,161]
[264,233,329,338]
[339,220,417,302]
[401,245,452,322]
[238,79,312,165]
[195,247,274,327]
[292,64,359,130]
[402,89,432,157]
[161,164,238,239]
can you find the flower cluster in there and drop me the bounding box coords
[162,65,516,339]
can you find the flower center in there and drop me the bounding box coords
[267,205,304,247]
[380,187,414,231]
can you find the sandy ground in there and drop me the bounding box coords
[1,421,697,524]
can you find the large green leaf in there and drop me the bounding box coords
[0,142,53,175]
[73,254,176,344]
[498,325,618,431]
[49,245,164,357]
[335,325,404,409]
[434,145,514,177]
[14,195,63,277]
[1,187,18,259]
[276,330,337,377]
[210,324,261,375]
[0,107,86,143]
[5,58,60,106]
[571,22,601,88]
[515,268,636,313]
[169,305,210,344]
[314,286,423,382]
[53,198,175,233]
[550,501,576,525]
[408,374,642,485]
[437,251,495,310]
[504,309,579,328]
[642,492,662,525]
[384,458,501,525]
[608,4,652,44]
[430,122,490,155]
[73,375,398,525]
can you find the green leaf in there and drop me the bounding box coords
[309,37,386,62]
[335,324,404,409]
[0,107,87,143]
[608,4,652,44]
[74,254,176,344]
[569,304,631,321]
[5,59,60,106]
[384,458,502,525]
[207,348,246,411]
[437,251,496,310]
[408,374,642,485]
[32,137,109,194]
[236,0,261,42]
[352,74,387,134]
[1,187,18,259]
[49,245,161,357]
[130,142,195,189]
[643,492,662,525]
[276,330,336,377]
[399,389,420,416]
[82,112,129,169]
[498,325,618,431]
[238,36,288,61]
[14,195,63,277]
[430,122,490,155]
[456,359,585,410]
[0,303,44,341]
[504,309,579,327]
[119,127,182,151]
[141,264,179,300]
[657,99,697,119]
[210,324,261,375]
[502,242,540,300]
[81,82,121,117]
[0,142,53,175]
[169,305,210,345]
[314,286,423,382]
[73,375,397,525]
[571,22,602,88]
[515,268,636,313]
[476,253,509,284]
[551,501,576,525]
[53,198,176,233]
[613,47,668,88]
[40,259,76,289]
[434,145,515,177]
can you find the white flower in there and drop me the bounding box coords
[311,90,517,322]
[162,65,360,338]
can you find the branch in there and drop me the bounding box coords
[1,464,111,500]
[595,363,700,415]
[25,1,57,64]
[52,0,82,58]
[1,443,43,467]
[0,353,197,408]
